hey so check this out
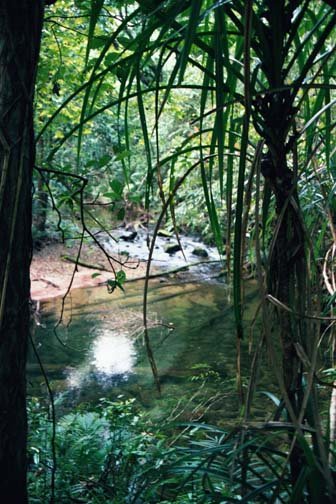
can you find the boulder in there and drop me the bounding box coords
[120,230,137,241]
[164,243,181,254]
[157,228,172,237]
[192,247,208,258]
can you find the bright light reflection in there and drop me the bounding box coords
[92,330,135,375]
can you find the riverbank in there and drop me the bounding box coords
[30,230,222,302]
[30,240,150,302]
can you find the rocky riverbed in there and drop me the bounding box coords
[30,228,222,301]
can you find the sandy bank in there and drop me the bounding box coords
[30,241,149,302]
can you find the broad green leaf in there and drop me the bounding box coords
[110,179,123,195]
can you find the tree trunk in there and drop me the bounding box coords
[0,2,44,502]
[259,97,306,486]
[272,181,305,485]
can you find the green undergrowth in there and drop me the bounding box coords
[28,395,336,503]
[27,395,239,503]
[28,397,171,503]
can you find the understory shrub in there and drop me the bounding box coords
[28,397,175,503]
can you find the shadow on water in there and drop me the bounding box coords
[28,279,269,423]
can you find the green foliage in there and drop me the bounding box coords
[35,0,336,266]
[31,1,336,501]
[164,421,336,503]
[190,363,221,383]
[28,397,173,503]
[107,270,127,293]
[27,395,336,503]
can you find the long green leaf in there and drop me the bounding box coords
[233,0,253,340]
[178,0,203,83]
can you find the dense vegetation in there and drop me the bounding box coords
[0,0,335,502]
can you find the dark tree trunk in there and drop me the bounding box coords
[0,2,44,502]
[272,171,305,485]
[257,75,307,488]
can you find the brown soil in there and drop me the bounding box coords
[30,241,150,302]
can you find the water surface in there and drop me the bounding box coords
[29,279,267,423]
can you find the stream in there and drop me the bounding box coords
[28,275,273,424]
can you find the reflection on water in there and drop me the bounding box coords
[92,330,135,375]
[29,280,265,421]
[66,329,136,389]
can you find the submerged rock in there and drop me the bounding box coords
[120,230,138,242]
[157,228,172,237]
[164,243,182,254]
[192,247,208,258]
